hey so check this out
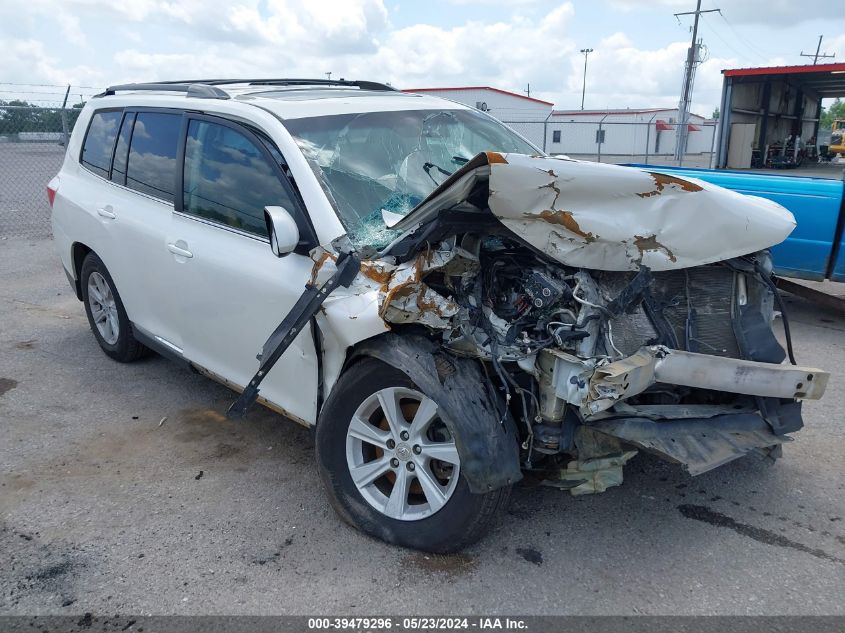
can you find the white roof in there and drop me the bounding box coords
[90,86,472,120]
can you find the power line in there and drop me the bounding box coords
[700,13,754,62]
[0,90,97,97]
[0,82,96,89]
[718,12,776,61]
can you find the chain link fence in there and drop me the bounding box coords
[0,104,82,239]
[502,118,718,169]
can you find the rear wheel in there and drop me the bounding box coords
[80,252,148,362]
[316,358,510,552]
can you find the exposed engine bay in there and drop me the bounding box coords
[317,229,822,492]
[238,152,831,496]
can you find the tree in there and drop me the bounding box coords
[711,107,719,120]
[820,98,845,129]
[0,98,84,135]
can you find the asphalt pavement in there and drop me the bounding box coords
[1,238,843,615]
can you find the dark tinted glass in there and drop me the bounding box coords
[183,120,295,237]
[126,112,181,203]
[110,112,134,185]
[80,110,122,178]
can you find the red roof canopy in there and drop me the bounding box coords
[723,62,845,77]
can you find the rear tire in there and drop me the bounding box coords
[315,357,510,552]
[80,252,148,363]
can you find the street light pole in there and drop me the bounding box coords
[580,48,593,111]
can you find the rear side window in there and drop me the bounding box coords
[80,110,122,178]
[110,112,135,185]
[182,119,297,237]
[126,112,181,203]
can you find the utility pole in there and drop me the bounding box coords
[524,83,531,98]
[580,48,593,110]
[800,35,835,64]
[325,71,332,80]
[674,1,720,162]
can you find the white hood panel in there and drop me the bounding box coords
[394,153,797,271]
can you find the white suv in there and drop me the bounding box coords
[49,79,828,552]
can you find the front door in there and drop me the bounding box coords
[167,115,319,424]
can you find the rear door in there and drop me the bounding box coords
[73,107,185,351]
[167,114,320,424]
[104,109,185,350]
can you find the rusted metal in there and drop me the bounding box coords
[635,171,704,198]
[391,152,797,272]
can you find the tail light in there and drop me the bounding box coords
[47,176,59,208]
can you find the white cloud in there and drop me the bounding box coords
[0,0,779,115]
[227,0,389,54]
[59,13,88,48]
[367,4,577,90]
[0,38,100,87]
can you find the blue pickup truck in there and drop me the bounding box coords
[626,165,845,283]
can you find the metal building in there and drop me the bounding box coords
[546,108,713,158]
[716,63,845,169]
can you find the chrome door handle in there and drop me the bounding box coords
[97,206,116,219]
[167,243,193,258]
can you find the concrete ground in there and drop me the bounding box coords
[1,238,843,616]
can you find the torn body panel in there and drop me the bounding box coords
[391,152,796,272]
[240,151,828,493]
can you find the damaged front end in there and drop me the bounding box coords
[249,152,831,496]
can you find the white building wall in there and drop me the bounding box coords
[546,110,714,156]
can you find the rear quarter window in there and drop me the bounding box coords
[80,110,122,178]
[126,112,182,203]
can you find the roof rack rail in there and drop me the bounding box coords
[100,83,230,99]
[98,78,397,99]
[243,79,397,92]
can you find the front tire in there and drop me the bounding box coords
[80,252,148,363]
[315,357,510,552]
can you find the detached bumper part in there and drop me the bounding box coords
[538,345,830,480]
[589,412,791,476]
[543,345,829,416]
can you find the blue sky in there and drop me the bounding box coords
[1,0,843,115]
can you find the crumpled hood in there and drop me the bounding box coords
[390,153,796,271]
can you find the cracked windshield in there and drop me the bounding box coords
[283,109,536,250]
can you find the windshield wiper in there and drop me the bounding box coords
[422,161,453,185]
